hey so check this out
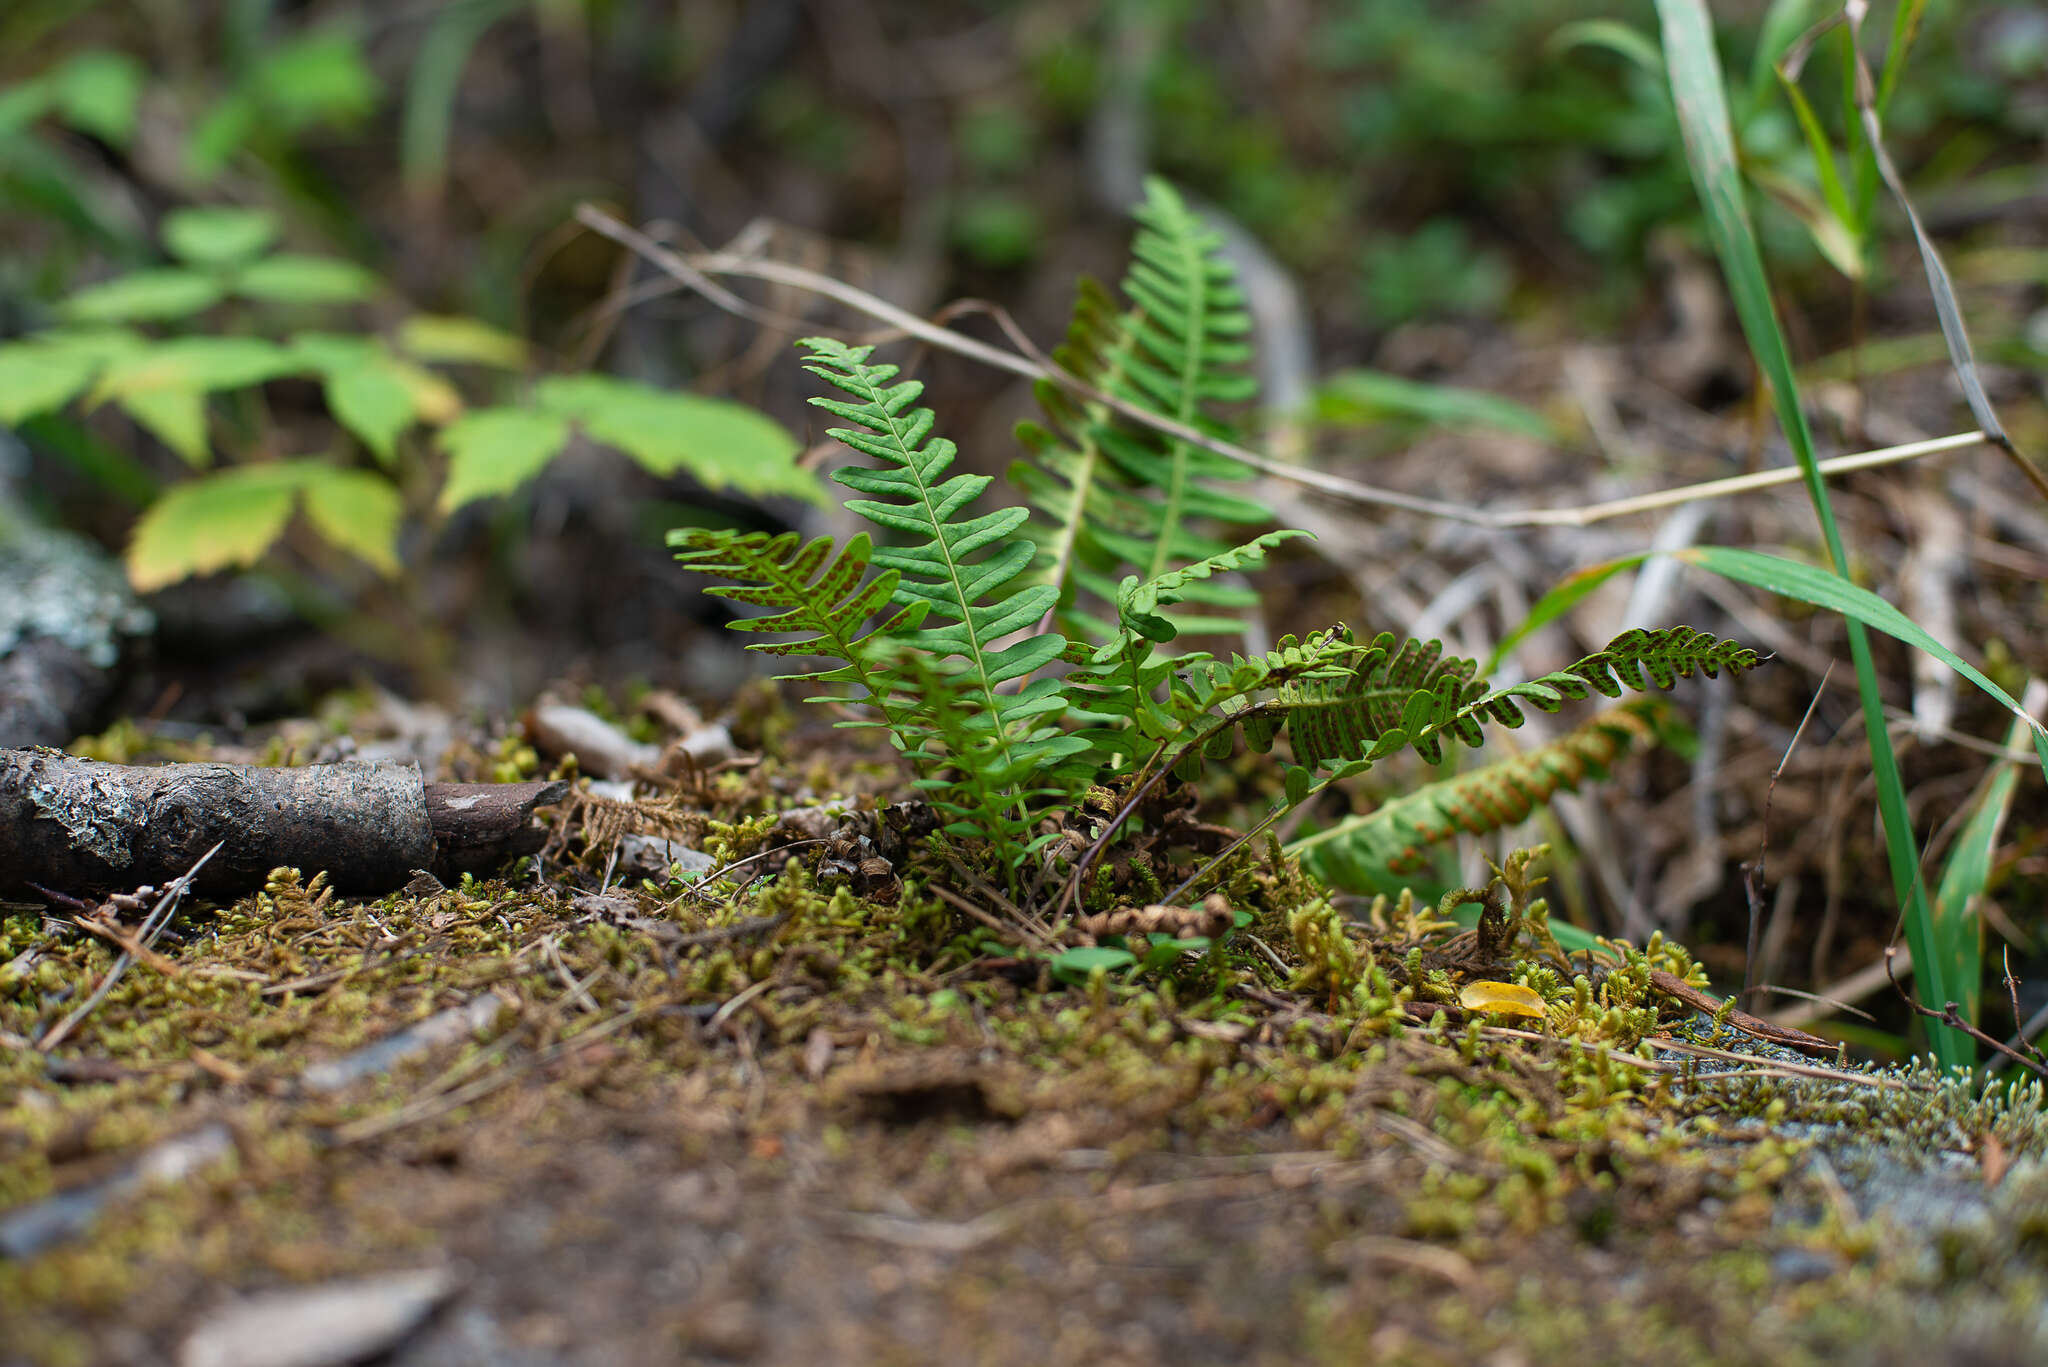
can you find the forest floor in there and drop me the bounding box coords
[5,699,2048,1367]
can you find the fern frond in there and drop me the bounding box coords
[668,528,922,712]
[1016,179,1271,637]
[1233,626,1760,777]
[1288,702,1661,888]
[800,335,1065,700]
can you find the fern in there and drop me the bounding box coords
[672,196,1762,906]
[666,529,923,714]
[1287,702,1661,887]
[1238,625,1758,776]
[1014,179,1271,638]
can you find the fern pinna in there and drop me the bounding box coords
[1286,702,1662,889]
[1012,178,1270,639]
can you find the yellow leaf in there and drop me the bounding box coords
[1458,980,1547,1020]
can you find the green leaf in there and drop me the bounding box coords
[0,80,54,137]
[1547,18,1664,75]
[0,339,104,424]
[1680,547,2048,774]
[93,337,300,399]
[161,206,280,267]
[184,91,257,180]
[436,408,570,511]
[401,0,521,199]
[534,374,820,505]
[297,464,404,577]
[254,28,380,130]
[125,463,305,589]
[1316,369,1554,439]
[1929,718,2027,1032]
[1484,558,1638,675]
[1657,0,1965,1071]
[234,253,378,305]
[62,270,224,323]
[399,314,528,369]
[115,390,209,466]
[54,51,144,147]
[323,362,417,467]
[1047,945,1136,985]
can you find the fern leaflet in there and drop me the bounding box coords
[667,528,922,716]
[1287,702,1661,888]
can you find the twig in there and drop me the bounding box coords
[681,839,830,902]
[38,841,223,1053]
[1744,665,1831,1010]
[1649,1034,1911,1090]
[706,978,775,1033]
[332,1006,642,1145]
[1885,946,2048,1079]
[930,882,1050,951]
[573,203,1994,530]
[1650,969,1838,1057]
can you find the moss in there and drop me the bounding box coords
[3,786,2044,1363]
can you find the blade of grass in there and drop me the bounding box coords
[1929,699,2040,1028]
[1494,546,2048,770]
[1654,0,1966,1068]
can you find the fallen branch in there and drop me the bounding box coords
[0,750,567,897]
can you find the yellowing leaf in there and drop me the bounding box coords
[297,464,403,576]
[126,464,305,590]
[435,408,569,512]
[125,460,404,590]
[1458,981,1547,1020]
[94,336,299,397]
[399,314,527,370]
[394,361,461,424]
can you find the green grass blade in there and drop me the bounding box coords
[1930,709,2034,1029]
[1654,0,1966,1068]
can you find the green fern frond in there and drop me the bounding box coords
[1287,702,1662,888]
[667,528,922,713]
[1015,179,1271,638]
[800,337,1065,717]
[1251,631,1488,769]
[795,338,1097,865]
[1236,626,1759,777]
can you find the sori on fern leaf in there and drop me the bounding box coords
[670,181,1763,900]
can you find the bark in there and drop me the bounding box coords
[0,637,113,749]
[0,750,565,896]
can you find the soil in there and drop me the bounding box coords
[5,710,2048,1367]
